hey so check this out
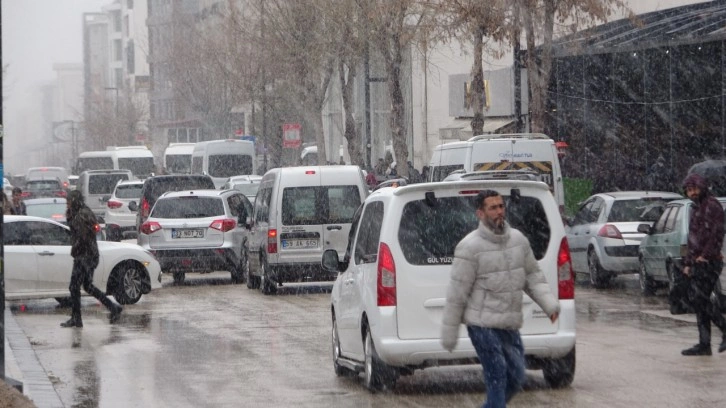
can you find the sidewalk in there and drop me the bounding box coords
[4,307,64,408]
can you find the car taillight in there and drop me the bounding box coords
[210,219,236,232]
[93,223,102,233]
[267,229,278,253]
[597,224,623,239]
[107,200,123,209]
[557,238,575,300]
[141,198,151,218]
[55,190,67,198]
[63,181,69,188]
[377,242,397,306]
[20,192,31,198]
[140,221,162,235]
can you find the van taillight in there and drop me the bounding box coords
[107,200,123,209]
[377,243,396,306]
[557,238,575,300]
[210,219,236,232]
[267,229,278,253]
[141,198,150,218]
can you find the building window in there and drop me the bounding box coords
[127,0,134,9]
[114,39,123,61]
[127,39,135,74]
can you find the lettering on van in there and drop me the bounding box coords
[475,161,553,186]
[498,152,533,159]
[426,256,454,265]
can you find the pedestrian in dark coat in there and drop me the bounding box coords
[680,173,726,355]
[61,190,122,328]
[10,187,26,215]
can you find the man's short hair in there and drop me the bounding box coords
[12,187,22,195]
[476,190,500,209]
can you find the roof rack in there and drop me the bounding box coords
[467,133,550,142]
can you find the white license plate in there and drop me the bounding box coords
[281,239,318,249]
[172,228,205,239]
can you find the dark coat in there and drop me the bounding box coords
[683,173,724,266]
[66,191,99,259]
[10,201,26,215]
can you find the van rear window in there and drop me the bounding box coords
[88,174,130,195]
[208,155,253,178]
[282,186,361,225]
[398,195,551,265]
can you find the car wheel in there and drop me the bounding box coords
[332,313,354,377]
[588,250,611,288]
[112,261,145,305]
[246,259,260,290]
[543,346,576,389]
[363,327,397,392]
[260,261,277,295]
[639,258,657,296]
[173,271,185,285]
[55,297,72,307]
[230,249,247,284]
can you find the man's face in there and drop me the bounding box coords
[477,195,506,234]
[686,185,701,200]
[12,192,21,203]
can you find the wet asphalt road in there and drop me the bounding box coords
[7,271,726,408]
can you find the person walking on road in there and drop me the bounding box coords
[61,190,122,328]
[10,187,26,215]
[680,173,726,355]
[440,190,560,407]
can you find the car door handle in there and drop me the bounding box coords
[38,251,55,256]
[327,225,342,231]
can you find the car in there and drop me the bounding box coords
[321,179,576,391]
[132,174,216,231]
[566,191,683,287]
[3,215,162,305]
[221,175,262,204]
[68,175,79,190]
[105,180,144,241]
[23,178,67,199]
[24,197,68,224]
[637,198,726,304]
[26,166,70,190]
[137,189,253,285]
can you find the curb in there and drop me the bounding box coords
[4,307,65,408]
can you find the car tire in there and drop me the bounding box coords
[260,261,277,295]
[55,297,72,307]
[363,327,397,392]
[112,261,145,305]
[173,271,185,285]
[639,258,657,296]
[543,347,576,389]
[588,250,611,288]
[332,313,354,377]
[230,249,248,284]
[246,260,261,290]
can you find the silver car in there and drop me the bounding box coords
[137,189,253,285]
[566,191,682,287]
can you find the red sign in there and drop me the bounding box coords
[282,123,302,148]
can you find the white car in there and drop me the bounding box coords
[322,179,576,391]
[4,215,162,305]
[105,179,144,241]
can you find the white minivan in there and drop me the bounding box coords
[163,143,195,174]
[428,133,565,212]
[246,165,369,294]
[75,146,155,179]
[191,139,257,189]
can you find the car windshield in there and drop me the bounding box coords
[26,180,61,191]
[281,186,361,225]
[398,194,551,265]
[115,184,143,199]
[151,196,224,218]
[208,155,254,178]
[166,154,192,174]
[118,157,155,178]
[608,198,674,223]
[232,183,260,197]
[148,177,216,203]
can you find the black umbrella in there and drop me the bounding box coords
[687,159,726,196]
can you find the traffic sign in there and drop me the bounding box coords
[282,123,302,148]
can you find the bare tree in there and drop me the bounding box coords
[82,92,147,149]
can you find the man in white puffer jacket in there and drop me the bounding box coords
[441,190,560,408]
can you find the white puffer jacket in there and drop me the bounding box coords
[440,221,560,351]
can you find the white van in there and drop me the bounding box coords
[75,146,155,179]
[163,143,195,174]
[191,139,257,189]
[76,169,134,222]
[301,145,351,165]
[246,165,369,294]
[428,133,565,212]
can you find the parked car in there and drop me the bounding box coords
[321,179,576,391]
[637,198,726,305]
[137,189,253,285]
[105,180,144,241]
[221,175,262,204]
[566,191,683,287]
[132,174,216,231]
[23,178,67,199]
[3,215,161,305]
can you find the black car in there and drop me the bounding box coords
[132,174,216,231]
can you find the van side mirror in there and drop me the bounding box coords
[128,201,138,212]
[322,249,344,273]
[101,195,111,203]
[637,223,652,234]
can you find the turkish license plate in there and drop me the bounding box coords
[172,228,205,239]
[281,239,318,249]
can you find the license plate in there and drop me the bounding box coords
[281,239,318,249]
[172,228,205,239]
